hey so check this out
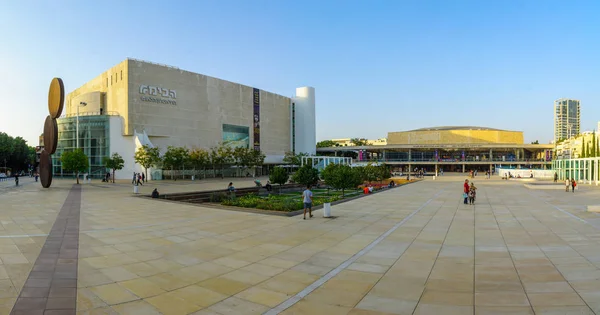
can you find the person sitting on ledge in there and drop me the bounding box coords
[227,182,236,192]
[265,180,272,192]
[151,188,160,198]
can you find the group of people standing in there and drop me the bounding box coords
[132,172,145,185]
[565,178,577,192]
[463,179,477,205]
[414,168,426,178]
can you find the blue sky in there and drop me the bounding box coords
[1,0,599,146]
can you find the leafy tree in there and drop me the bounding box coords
[134,145,161,181]
[249,149,266,176]
[316,140,337,148]
[360,164,379,183]
[350,138,369,146]
[0,132,34,174]
[162,146,189,180]
[232,147,253,177]
[189,148,210,178]
[593,133,597,157]
[60,149,89,184]
[283,151,308,166]
[376,164,391,183]
[269,167,289,193]
[292,164,320,187]
[531,140,539,144]
[210,144,233,178]
[103,153,124,183]
[321,164,362,196]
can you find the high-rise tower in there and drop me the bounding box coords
[554,98,580,143]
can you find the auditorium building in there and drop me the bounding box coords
[317,126,553,175]
[52,58,316,179]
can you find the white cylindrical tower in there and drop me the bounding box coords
[292,87,316,155]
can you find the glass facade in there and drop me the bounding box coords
[222,124,249,149]
[53,116,110,178]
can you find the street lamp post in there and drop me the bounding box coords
[77,102,87,183]
[77,102,87,149]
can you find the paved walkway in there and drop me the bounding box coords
[1,176,600,314]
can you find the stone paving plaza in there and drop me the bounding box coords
[1,175,600,314]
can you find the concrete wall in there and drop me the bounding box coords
[107,116,140,180]
[388,129,524,145]
[66,58,299,165]
[127,60,292,160]
[66,60,129,130]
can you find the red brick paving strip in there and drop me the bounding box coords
[11,185,81,315]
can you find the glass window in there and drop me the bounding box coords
[222,124,249,149]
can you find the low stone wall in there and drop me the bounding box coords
[524,183,566,190]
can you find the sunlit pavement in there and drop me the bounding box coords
[1,176,600,314]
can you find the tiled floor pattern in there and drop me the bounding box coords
[10,184,81,315]
[2,177,600,314]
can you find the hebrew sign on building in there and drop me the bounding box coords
[139,85,177,105]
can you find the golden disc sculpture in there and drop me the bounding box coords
[43,115,58,154]
[48,78,65,119]
[41,77,65,188]
[39,150,52,188]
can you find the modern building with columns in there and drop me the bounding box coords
[552,129,600,184]
[317,126,553,174]
[51,58,316,179]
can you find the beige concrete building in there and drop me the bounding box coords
[387,126,524,145]
[55,59,316,179]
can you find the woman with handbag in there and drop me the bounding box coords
[463,179,469,204]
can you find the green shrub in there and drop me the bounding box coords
[220,192,342,212]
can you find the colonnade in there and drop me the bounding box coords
[553,158,600,185]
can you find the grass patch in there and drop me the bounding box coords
[220,189,362,212]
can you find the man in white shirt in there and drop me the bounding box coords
[303,185,313,220]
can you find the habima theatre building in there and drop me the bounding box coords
[51,58,316,179]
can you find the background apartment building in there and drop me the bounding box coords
[554,98,580,143]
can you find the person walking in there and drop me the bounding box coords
[141,172,145,183]
[571,178,576,193]
[14,174,19,186]
[132,172,136,185]
[554,172,558,183]
[303,185,313,220]
[565,179,570,192]
[463,179,469,204]
[136,174,143,186]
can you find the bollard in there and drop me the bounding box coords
[323,203,332,218]
[133,185,139,194]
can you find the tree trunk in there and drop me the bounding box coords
[342,188,345,197]
[145,167,148,182]
[171,167,174,180]
[112,169,115,183]
[76,171,79,184]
